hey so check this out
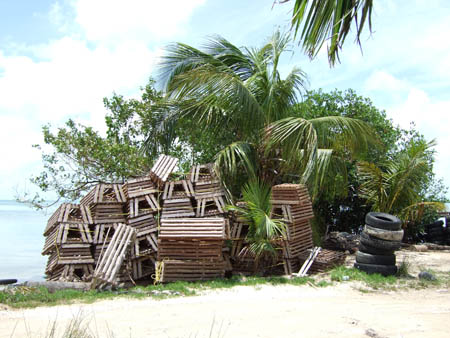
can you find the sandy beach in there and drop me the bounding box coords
[1,281,449,338]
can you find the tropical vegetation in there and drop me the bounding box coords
[27,28,446,252]
[160,31,375,196]
[279,0,374,65]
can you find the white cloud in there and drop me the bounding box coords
[74,0,206,44]
[0,115,43,199]
[364,70,410,92]
[0,0,206,199]
[387,88,450,190]
[0,38,160,124]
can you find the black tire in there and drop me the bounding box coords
[365,212,401,231]
[356,251,396,265]
[427,236,444,243]
[425,220,444,231]
[360,231,401,252]
[426,225,444,232]
[0,279,17,285]
[358,242,394,256]
[427,229,444,236]
[354,263,398,276]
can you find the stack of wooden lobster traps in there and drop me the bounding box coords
[42,203,95,281]
[156,162,228,282]
[227,184,316,275]
[157,218,226,282]
[42,154,341,285]
[271,184,315,275]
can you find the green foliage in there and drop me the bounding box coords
[358,139,446,223]
[397,258,412,278]
[161,32,376,201]
[282,0,373,65]
[28,119,149,208]
[24,79,235,208]
[292,89,447,236]
[330,266,397,289]
[227,180,286,261]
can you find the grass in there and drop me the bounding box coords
[0,275,315,309]
[329,266,398,290]
[3,266,450,309]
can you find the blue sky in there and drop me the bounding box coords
[1,0,449,200]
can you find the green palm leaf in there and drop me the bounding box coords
[289,0,374,65]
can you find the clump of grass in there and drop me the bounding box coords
[397,258,412,278]
[12,311,116,338]
[329,266,397,290]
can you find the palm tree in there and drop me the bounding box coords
[159,31,376,260]
[357,140,445,223]
[159,31,375,198]
[279,0,374,65]
[226,180,286,268]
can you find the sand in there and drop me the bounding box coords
[1,250,449,338]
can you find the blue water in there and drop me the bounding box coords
[0,200,53,282]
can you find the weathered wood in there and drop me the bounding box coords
[150,154,179,186]
[92,223,136,288]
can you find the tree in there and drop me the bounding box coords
[295,88,399,233]
[277,0,374,65]
[295,89,448,234]
[358,139,446,223]
[226,180,286,269]
[23,80,176,208]
[160,31,375,197]
[24,78,238,209]
[160,31,376,257]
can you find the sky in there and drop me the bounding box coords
[0,0,449,201]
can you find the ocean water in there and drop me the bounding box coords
[0,200,51,282]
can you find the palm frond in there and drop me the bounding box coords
[358,140,438,216]
[166,64,266,137]
[400,201,446,225]
[290,0,374,65]
[266,117,318,179]
[227,180,286,260]
[308,115,377,156]
[357,160,387,211]
[214,142,258,181]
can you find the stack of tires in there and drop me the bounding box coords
[355,212,403,276]
[424,220,449,245]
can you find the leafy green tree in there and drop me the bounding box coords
[358,139,446,223]
[24,78,237,208]
[160,31,375,200]
[278,0,373,65]
[24,80,172,208]
[295,89,447,234]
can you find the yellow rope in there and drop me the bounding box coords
[152,260,164,285]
